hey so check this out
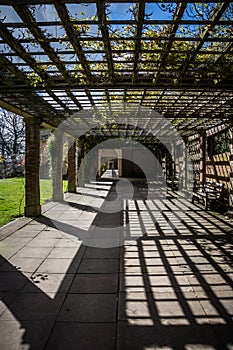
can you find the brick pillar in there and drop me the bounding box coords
[200,130,207,186]
[68,139,77,192]
[24,117,41,216]
[229,126,233,209]
[52,129,64,201]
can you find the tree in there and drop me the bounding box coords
[0,108,25,177]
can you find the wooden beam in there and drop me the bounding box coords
[0,55,65,120]
[132,2,145,83]
[55,2,92,79]
[0,99,36,120]
[13,4,83,110]
[153,1,188,85]
[176,2,230,85]
[0,25,72,112]
[96,2,114,81]
[3,19,232,28]
[13,4,72,83]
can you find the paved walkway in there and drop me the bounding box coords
[0,179,232,350]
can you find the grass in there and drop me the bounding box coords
[0,177,68,227]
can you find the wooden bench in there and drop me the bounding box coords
[192,181,224,211]
[167,176,179,191]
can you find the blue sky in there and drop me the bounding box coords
[0,2,225,24]
[0,2,181,23]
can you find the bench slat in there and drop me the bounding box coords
[192,182,224,211]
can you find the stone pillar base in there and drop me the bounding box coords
[68,187,76,193]
[52,193,64,202]
[24,205,41,217]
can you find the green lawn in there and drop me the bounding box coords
[0,177,68,227]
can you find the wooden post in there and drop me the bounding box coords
[172,142,176,177]
[68,138,77,192]
[24,117,41,216]
[200,130,207,186]
[229,126,233,210]
[182,137,188,190]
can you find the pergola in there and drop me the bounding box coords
[0,1,232,215]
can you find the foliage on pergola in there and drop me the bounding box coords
[0,1,232,138]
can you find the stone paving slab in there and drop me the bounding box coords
[0,257,44,273]
[45,323,116,350]
[0,292,66,321]
[0,217,31,242]
[22,273,74,294]
[0,180,232,349]
[84,246,120,258]
[0,271,31,292]
[2,237,34,248]
[0,292,17,316]
[37,258,79,274]
[55,238,82,248]
[46,247,80,259]
[69,273,118,293]
[13,247,53,259]
[0,320,54,350]
[77,258,119,274]
[57,294,117,322]
[27,238,60,248]
[116,322,224,350]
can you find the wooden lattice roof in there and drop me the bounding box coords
[0,1,232,136]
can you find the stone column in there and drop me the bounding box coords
[98,149,102,177]
[229,126,233,209]
[77,141,84,170]
[117,149,122,177]
[68,138,77,193]
[165,151,172,179]
[200,130,207,186]
[24,117,41,216]
[118,157,122,177]
[52,129,64,201]
[77,140,84,186]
